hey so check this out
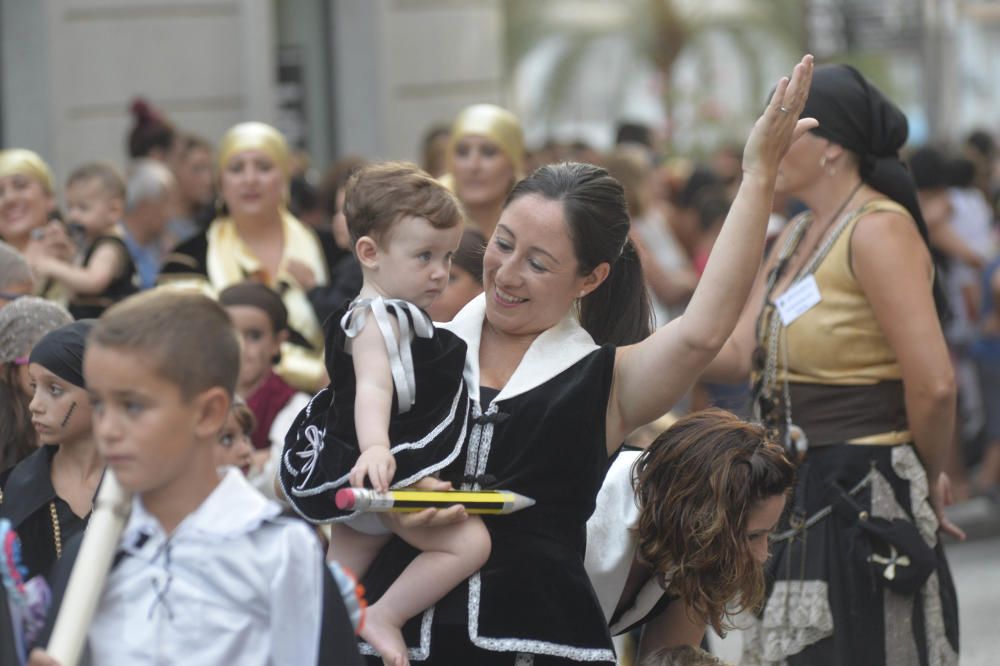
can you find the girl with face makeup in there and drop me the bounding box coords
[0,321,101,582]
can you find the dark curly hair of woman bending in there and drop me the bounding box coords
[633,408,795,635]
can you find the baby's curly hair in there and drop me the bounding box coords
[633,408,794,635]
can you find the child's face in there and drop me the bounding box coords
[65,178,122,237]
[175,146,215,206]
[331,188,350,250]
[226,305,283,395]
[84,344,218,495]
[427,264,483,323]
[359,217,464,309]
[27,363,92,446]
[215,411,253,475]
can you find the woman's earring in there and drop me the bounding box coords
[820,155,837,176]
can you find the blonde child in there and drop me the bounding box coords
[282,162,489,666]
[25,163,137,319]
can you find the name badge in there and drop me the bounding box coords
[775,274,822,326]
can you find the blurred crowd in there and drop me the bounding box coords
[3,97,999,505]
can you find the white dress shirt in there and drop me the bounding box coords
[86,468,323,665]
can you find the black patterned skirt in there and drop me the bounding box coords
[741,443,959,666]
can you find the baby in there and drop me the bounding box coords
[282,162,489,666]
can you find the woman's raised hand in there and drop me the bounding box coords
[742,54,817,182]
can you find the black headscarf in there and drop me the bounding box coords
[28,320,95,388]
[800,64,948,319]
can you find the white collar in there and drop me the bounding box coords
[122,467,280,544]
[439,294,599,403]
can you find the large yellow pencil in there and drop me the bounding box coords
[335,488,535,514]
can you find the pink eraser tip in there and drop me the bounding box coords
[336,488,357,510]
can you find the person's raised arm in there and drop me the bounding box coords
[607,55,817,447]
[851,210,965,540]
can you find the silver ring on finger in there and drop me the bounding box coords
[779,106,790,113]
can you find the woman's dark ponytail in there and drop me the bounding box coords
[505,162,653,346]
[579,237,652,345]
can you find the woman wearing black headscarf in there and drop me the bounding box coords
[704,65,960,664]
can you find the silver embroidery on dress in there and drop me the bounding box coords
[467,573,616,662]
[878,451,956,665]
[888,449,957,665]
[870,467,920,666]
[757,580,833,663]
[515,653,535,666]
[890,445,938,546]
[922,572,958,666]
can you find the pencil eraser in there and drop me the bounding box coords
[336,488,356,510]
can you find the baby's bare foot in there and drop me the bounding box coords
[361,604,409,666]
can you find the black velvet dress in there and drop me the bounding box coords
[280,298,470,523]
[0,446,89,581]
[359,297,618,665]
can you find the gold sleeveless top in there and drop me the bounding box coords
[765,199,913,385]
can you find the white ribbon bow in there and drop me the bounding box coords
[341,297,434,414]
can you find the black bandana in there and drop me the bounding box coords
[28,319,94,388]
[800,64,928,242]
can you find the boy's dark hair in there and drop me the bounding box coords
[89,290,240,399]
[67,162,126,200]
[343,161,463,246]
[218,282,288,334]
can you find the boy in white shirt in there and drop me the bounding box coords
[29,290,360,665]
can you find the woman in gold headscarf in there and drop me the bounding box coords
[0,149,57,253]
[0,149,77,304]
[442,104,525,238]
[159,122,328,391]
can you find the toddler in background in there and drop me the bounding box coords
[25,163,137,319]
[215,397,256,475]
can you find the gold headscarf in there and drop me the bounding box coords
[0,149,54,194]
[446,104,525,180]
[217,122,291,179]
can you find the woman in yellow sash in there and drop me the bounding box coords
[159,122,328,391]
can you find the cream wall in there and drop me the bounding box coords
[332,0,506,163]
[1,0,277,187]
[1,0,508,187]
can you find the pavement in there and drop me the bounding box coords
[946,495,1000,541]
